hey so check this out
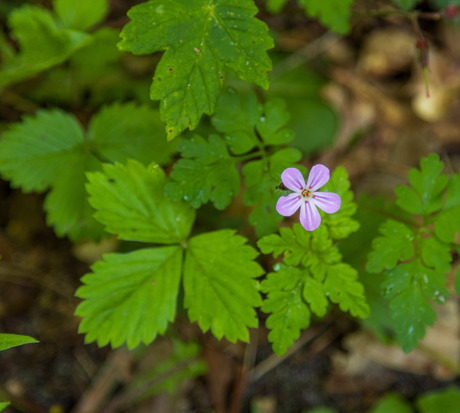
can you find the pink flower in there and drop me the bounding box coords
[276,165,341,231]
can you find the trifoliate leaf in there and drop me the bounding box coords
[87,160,195,243]
[397,153,448,215]
[417,387,460,413]
[383,261,438,352]
[0,110,85,192]
[366,220,415,273]
[261,265,311,355]
[165,134,240,210]
[44,152,104,240]
[53,0,108,31]
[118,0,273,140]
[321,166,360,239]
[183,230,263,342]
[0,333,38,352]
[211,90,261,155]
[298,0,353,34]
[76,246,183,348]
[0,5,89,91]
[323,263,369,317]
[88,102,176,166]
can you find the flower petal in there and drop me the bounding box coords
[276,193,302,216]
[306,164,330,191]
[313,192,341,214]
[299,200,321,231]
[281,168,305,192]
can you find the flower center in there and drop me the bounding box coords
[302,189,311,198]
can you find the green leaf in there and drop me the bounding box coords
[261,265,311,355]
[0,5,90,91]
[298,0,353,34]
[267,0,289,13]
[0,333,38,352]
[184,230,263,342]
[87,160,195,243]
[393,0,422,10]
[53,0,108,30]
[420,237,452,274]
[76,246,183,348]
[397,153,448,215]
[0,402,10,412]
[366,220,415,273]
[211,90,261,155]
[417,387,460,413]
[323,263,369,317]
[256,99,294,146]
[118,0,273,140]
[321,166,360,239]
[0,110,85,192]
[433,172,460,243]
[370,393,413,413]
[165,134,240,210]
[87,102,176,166]
[44,152,104,240]
[383,261,438,352]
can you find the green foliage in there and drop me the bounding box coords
[0,402,10,412]
[184,229,263,342]
[118,0,273,140]
[0,4,92,91]
[417,387,460,413]
[369,393,412,413]
[77,161,263,348]
[165,134,240,210]
[259,219,368,354]
[0,104,175,240]
[298,0,354,34]
[0,333,38,351]
[393,0,423,10]
[366,154,459,352]
[53,0,108,31]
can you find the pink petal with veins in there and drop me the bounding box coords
[276,193,302,216]
[306,164,330,191]
[281,168,305,192]
[299,201,321,231]
[313,192,341,214]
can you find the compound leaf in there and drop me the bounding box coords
[165,134,240,210]
[53,0,108,31]
[87,160,195,243]
[76,246,183,348]
[183,230,263,342]
[298,0,353,34]
[0,333,38,352]
[366,220,415,273]
[118,0,273,140]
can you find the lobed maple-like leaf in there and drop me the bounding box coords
[118,0,273,140]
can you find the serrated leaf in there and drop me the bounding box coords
[87,160,195,243]
[0,110,85,192]
[0,333,38,352]
[261,266,311,355]
[255,99,294,146]
[433,173,460,243]
[0,5,89,90]
[88,103,176,166]
[76,246,183,348]
[397,153,448,215]
[184,230,263,342]
[417,387,460,413]
[298,0,353,34]
[44,152,104,240]
[383,261,438,352]
[323,263,369,317]
[118,0,273,140]
[366,220,415,273]
[53,0,108,31]
[303,275,328,316]
[165,134,240,210]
